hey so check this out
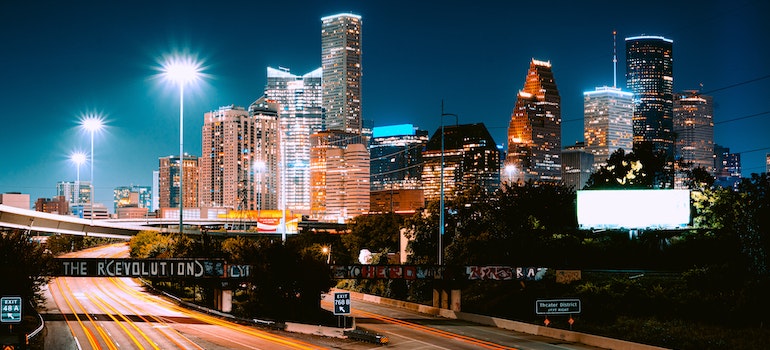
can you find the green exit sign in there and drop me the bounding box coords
[1,296,22,323]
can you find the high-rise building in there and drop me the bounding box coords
[673,90,714,188]
[423,123,500,202]
[369,124,428,191]
[322,13,362,134]
[626,35,674,187]
[158,155,198,210]
[309,131,369,222]
[583,87,634,170]
[263,67,323,214]
[561,142,595,190]
[199,105,277,212]
[714,144,741,189]
[56,180,91,206]
[248,97,281,212]
[505,59,561,183]
[113,185,151,212]
[766,153,770,173]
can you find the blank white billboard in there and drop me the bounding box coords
[577,190,690,230]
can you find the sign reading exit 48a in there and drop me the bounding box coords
[1,296,22,323]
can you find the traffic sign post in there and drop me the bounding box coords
[333,292,351,315]
[1,297,22,324]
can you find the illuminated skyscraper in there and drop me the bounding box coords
[626,35,674,187]
[369,124,428,191]
[673,90,714,187]
[248,97,280,211]
[583,87,633,170]
[766,153,770,173]
[158,155,198,210]
[561,142,594,190]
[505,59,561,182]
[310,131,369,222]
[714,144,741,189]
[322,13,362,134]
[423,123,500,202]
[264,67,323,215]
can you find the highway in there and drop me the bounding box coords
[321,293,608,350]
[41,244,353,350]
[40,243,609,349]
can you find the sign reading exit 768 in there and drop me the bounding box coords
[1,296,22,323]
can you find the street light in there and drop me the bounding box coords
[80,114,103,224]
[439,102,458,267]
[162,54,203,234]
[253,160,266,229]
[70,151,87,208]
[322,245,332,264]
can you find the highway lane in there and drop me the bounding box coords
[322,293,608,350]
[43,244,353,350]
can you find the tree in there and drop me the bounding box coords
[343,213,404,262]
[0,229,54,308]
[585,145,670,189]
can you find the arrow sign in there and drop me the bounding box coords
[1,296,22,323]
[333,292,351,315]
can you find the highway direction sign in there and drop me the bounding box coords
[333,292,351,315]
[1,296,22,323]
[535,298,581,315]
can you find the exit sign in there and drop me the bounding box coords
[1,296,22,323]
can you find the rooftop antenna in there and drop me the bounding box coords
[612,29,618,88]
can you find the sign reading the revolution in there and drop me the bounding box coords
[54,258,226,278]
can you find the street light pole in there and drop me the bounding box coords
[439,101,458,267]
[80,116,103,225]
[71,152,86,209]
[162,54,202,235]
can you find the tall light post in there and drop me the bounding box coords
[81,115,103,224]
[162,55,202,234]
[70,151,87,208]
[439,102,458,266]
[253,160,266,229]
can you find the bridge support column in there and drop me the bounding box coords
[214,288,232,313]
[432,284,461,311]
[450,289,461,311]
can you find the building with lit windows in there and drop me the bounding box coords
[199,104,278,212]
[113,185,151,212]
[766,153,770,173]
[35,196,69,215]
[263,67,323,215]
[248,97,281,212]
[583,87,633,170]
[626,35,674,187]
[322,13,362,134]
[310,131,369,222]
[158,154,198,210]
[56,180,91,207]
[673,91,714,188]
[714,144,741,189]
[369,124,428,191]
[506,59,561,183]
[423,123,500,202]
[561,142,594,190]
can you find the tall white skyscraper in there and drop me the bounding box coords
[322,13,362,134]
[583,87,634,170]
[263,67,323,215]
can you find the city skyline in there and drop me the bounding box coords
[1,1,768,209]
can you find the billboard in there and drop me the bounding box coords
[577,189,690,230]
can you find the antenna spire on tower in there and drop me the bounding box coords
[613,30,618,88]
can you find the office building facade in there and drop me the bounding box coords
[310,131,369,222]
[583,86,633,170]
[56,180,91,207]
[263,67,323,214]
[626,35,674,187]
[322,13,362,134]
[248,97,281,212]
[369,124,428,191]
[113,185,151,212]
[423,123,500,202]
[673,91,714,187]
[714,144,741,189]
[158,154,198,210]
[506,59,562,183]
[562,142,595,190]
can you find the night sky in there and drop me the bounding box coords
[1,0,768,211]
